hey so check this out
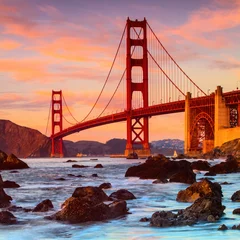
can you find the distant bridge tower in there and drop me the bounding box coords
[51,90,63,157]
[125,18,151,156]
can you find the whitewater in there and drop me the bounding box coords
[0,157,239,240]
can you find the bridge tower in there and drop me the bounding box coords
[51,90,63,157]
[125,18,151,157]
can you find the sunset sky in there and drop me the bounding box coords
[0,0,240,143]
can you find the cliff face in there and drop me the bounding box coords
[0,120,50,157]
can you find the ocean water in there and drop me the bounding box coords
[0,157,239,240]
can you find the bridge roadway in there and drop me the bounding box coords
[52,90,240,140]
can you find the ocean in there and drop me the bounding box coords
[0,157,239,240]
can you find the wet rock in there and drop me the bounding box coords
[77,175,84,178]
[9,171,19,173]
[67,174,75,177]
[125,157,196,184]
[220,182,232,185]
[2,181,20,188]
[232,208,240,214]
[140,217,150,222]
[66,160,77,163]
[204,172,216,176]
[231,190,240,202]
[55,178,66,181]
[218,224,228,230]
[232,224,240,230]
[126,152,138,159]
[191,160,210,171]
[0,211,16,224]
[94,164,103,168]
[0,153,29,170]
[0,188,12,208]
[46,186,128,223]
[207,215,216,222]
[99,182,112,189]
[176,179,222,202]
[152,179,168,184]
[72,164,88,168]
[208,155,239,174]
[33,199,54,212]
[92,174,98,177]
[198,177,215,181]
[109,189,136,200]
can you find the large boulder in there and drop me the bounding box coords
[0,153,29,170]
[0,188,12,208]
[125,157,196,184]
[231,190,240,202]
[46,186,129,224]
[176,179,222,202]
[99,182,112,189]
[191,161,210,171]
[33,199,54,212]
[207,155,239,175]
[0,211,16,224]
[109,189,136,200]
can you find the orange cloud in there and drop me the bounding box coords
[0,39,22,50]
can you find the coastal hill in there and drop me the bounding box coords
[0,119,183,157]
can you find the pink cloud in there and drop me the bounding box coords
[0,39,22,50]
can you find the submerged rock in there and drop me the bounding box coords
[231,190,240,202]
[0,152,29,170]
[99,182,112,189]
[109,189,136,201]
[0,188,12,208]
[72,164,88,168]
[33,199,54,212]
[0,211,16,224]
[46,186,128,224]
[176,179,222,202]
[94,164,103,168]
[218,224,228,230]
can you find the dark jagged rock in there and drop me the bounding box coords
[125,156,196,184]
[46,186,128,223]
[176,179,222,202]
[9,171,19,173]
[0,150,7,162]
[140,217,150,222]
[55,178,66,181]
[72,164,89,168]
[0,211,16,224]
[94,164,103,168]
[0,188,12,208]
[204,172,216,176]
[191,160,210,171]
[0,152,29,170]
[126,152,138,159]
[207,155,239,175]
[218,224,228,230]
[33,199,54,212]
[152,179,168,184]
[232,208,240,214]
[109,189,136,201]
[67,174,75,177]
[66,160,77,163]
[231,190,240,202]
[232,224,240,230]
[220,182,232,185]
[92,174,98,177]
[99,182,112,189]
[2,181,20,188]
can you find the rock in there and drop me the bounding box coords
[0,211,16,224]
[2,181,20,188]
[176,179,222,202]
[125,158,196,184]
[55,178,66,181]
[94,164,103,168]
[0,153,29,170]
[207,215,216,222]
[66,160,77,163]
[126,152,138,159]
[140,217,150,222]
[0,188,12,208]
[232,224,240,230]
[92,174,98,177]
[231,190,240,202]
[218,224,228,230]
[99,182,112,189]
[72,164,88,168]
[9,171,19,173]
[0,150,7,163]
[33,199,54,212]
[67,174,75,177]
[198,177,215,181]
[191,160,210,171]
[109,189,136,200]
[208,155,239,174]
[221,182,232,185]
[232,208,240,214]
[183,196,225,221]
[204,172,216,176]
[152,179,168,184]
[46,186,128,223]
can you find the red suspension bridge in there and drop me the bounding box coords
[48,18,240,157]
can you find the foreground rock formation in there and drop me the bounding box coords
[125,154,196,184]
[0,150,29,170]
[46,186,129,223]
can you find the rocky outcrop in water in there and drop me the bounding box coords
[125,155,196,184]
[33,199,54,212]
[99,183,112,189]
[0,211,16,224]
[191,161,210,171]
[46,186,129,223]
[231,190,240,202]
[0,188,12,208]
[176,179,222,202]
[0,150,29,170]
[109,189,136,200]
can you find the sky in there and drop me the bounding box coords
[0,0,240,143]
